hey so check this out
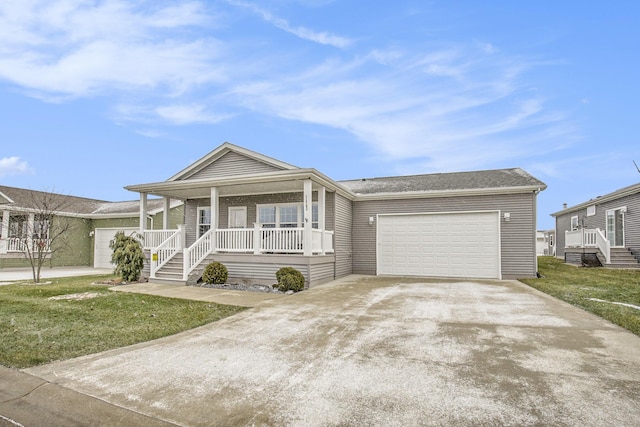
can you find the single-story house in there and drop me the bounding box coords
[551,182,640,267]
[0,185,182,270]
[536,229,555,256]
[124,142,547,286]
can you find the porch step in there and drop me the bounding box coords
[149,277,186,286]
[607,248,640,268]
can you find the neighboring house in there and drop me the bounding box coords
[536,229,555,256]
[551,182,640,268]
[0,186,183,270]
[125,142,547,286]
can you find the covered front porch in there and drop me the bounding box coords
[128,172,339,285]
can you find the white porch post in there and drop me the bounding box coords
[210,187,218,253]
[162,197,171,230]
[318,186,326,255]
[303,179,313,256]
[0,210,9,253]
[139,193,148,234]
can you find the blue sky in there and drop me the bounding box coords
[1,1,638,230]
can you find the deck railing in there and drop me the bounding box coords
[149,227,183,278]
[183,228,215,279]
[0,238,51,253]
[143,230,177,250]
[565,228,610,264]
[151,226,335,280]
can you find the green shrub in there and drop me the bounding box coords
[110,231,145,282]
[275,267,305,292]
[202,262,228,285]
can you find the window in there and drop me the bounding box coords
[257,203,319,228]
[197,207,211,237]
[570,216,579,231]
[586,205,596,216]
[33,216,50,240]
[258,206,276,228]
[549,234,554,246]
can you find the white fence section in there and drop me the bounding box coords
[149,228,183,278]
[183,229,215,279]
[143,230,177,250]
[260,228,304,254]
[564,228,610,264]
[216,229,254,252]
[150,226,335,280]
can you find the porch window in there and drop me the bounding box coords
[257,203,319,228]
[570,216,579,231]
[197,207,211,237]
[9,215,28,238]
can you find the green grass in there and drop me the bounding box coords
[521,257,640,336]
[0,275,247,368]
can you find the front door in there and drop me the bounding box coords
[228,207,247,228]
[606,207,625,247]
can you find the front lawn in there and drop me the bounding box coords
[0,275,247,368]
[521,257,640,336]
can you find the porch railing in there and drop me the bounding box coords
[149,228,183,278]
[312,229,334,253]
[183,228,215,279]
[565,228,610,264]
[0,238,51,253]
[217,229,254,252]
[143,230,177,250]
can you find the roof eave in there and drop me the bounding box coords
[353,185,546,201]
[550,182,640,217]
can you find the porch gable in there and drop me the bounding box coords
[168,142,299,182]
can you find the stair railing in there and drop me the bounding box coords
[183,228,215,280]
[594,229,611,264]
[149,226,183,279]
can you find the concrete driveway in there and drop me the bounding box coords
[25,275,640,426]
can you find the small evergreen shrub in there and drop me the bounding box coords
[275,267,305,292]
[202,261,228,285]
[110,231,145,282]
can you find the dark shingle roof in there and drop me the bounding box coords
[0,185,173,216]
[339,168,546,195]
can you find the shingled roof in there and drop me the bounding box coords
[0,185,175,216]
[339,168,546,195]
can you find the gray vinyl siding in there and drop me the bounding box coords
[351,192,539,279]
[200,253,335,287]
[334,193,353,278]
[184,200,199,246]
[193,191,335,231]
[183,151,284,180]
[555,191,640,259]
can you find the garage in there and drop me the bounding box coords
[94,228,138,268]
[377,211,500,279]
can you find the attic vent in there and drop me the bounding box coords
[587,205,596,216]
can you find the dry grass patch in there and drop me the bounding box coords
[521,257,640,336]
[0,275,246,368]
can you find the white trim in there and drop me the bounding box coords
[570,215,579,231]
[228,206,248,228]
[197,206,211,238]
[167,142,299,181]
[605,206,626,247]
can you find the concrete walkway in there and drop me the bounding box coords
[4,275,638,426]
[113,282,286,307]
[0,267,113,283]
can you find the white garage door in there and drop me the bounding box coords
[377,212,500,279]
[94,228,138,268]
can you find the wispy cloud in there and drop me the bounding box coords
[232,45,573,172]
[0,1,224,98]
[226,0,352,48]
[0,156,31,177]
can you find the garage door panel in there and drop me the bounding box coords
[378,212,500,279]
[94,228,137,269]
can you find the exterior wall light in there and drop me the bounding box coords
[368,216,375,225]
[503,212,511,222]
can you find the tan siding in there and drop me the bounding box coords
[183,151,283,180]
[334,193,353,277]
[352,193,538,278]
